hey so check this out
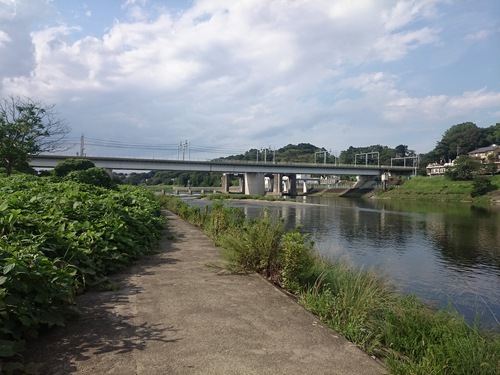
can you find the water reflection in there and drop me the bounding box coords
[188,197,500,328]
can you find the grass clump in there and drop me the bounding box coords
[161,196,500,374]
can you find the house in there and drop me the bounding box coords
[468,144,500,162]
[426,161,454,177]
[468,144,500,172]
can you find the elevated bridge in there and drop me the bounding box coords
[29,154,416,196]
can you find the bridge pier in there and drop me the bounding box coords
[221,173,246,194]
[273,173,283,196]
[244,172,265,195]
[285,174,297,196]
[221,174,231,193]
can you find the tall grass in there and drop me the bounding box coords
[160,196,500,375]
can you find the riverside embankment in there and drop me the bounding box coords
[24,211,385,375]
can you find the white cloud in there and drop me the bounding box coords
[384,89,500,123]
[382,0,442,31]
[465,29,490,41]
[0,30,11,47]
[1,0,499,156]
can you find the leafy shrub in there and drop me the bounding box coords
[0,176,165,363]
[471,176,494,197]
[445,156,481,181]
[204,201,245,242]
[280,231,315,292]
[219,212,284,277]
[65,167,116,189]
[53,158,95,177]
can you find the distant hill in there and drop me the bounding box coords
[218,143,332,164]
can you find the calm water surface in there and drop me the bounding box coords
[189,196,500,328]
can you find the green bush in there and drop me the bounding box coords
[53,158,95,177]
[471,176,494,197]
[280,231,315,292]
[219,212,284,277]
[65,167,116,189]
[0,175,165,363]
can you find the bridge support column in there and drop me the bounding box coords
[244,172,265,195]
[273,173,283,195]
[287,174,297,196]
[302,181,308,194]
[221,174,231,193]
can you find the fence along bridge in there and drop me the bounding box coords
[29,154,416,196]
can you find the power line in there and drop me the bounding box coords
[60,136,251,155]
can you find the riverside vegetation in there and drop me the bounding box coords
[375,175,500,202]
[160,195,500,375]
[0,174,165,373]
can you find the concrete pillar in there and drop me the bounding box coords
[273,173,282,194]
[287,174,297,196]
[238,176,245,194]
[244,172,265,195]
[302,181,308,193]
[221,173,230,193]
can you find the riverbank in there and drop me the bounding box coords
[373,175,500,203]
[160,196,500,374]
[23,211,384,375]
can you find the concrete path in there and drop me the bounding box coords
[25,211,386,374]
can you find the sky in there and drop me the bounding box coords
[0,0,499,160]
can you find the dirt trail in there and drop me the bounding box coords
[24,211,386,374]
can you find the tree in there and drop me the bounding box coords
[0,95,70,176]
[54,158,95,177]
[444,155,482,181]
[433,122,489,162]
[471,177,494,197]
[486,123,500,145]
[65,167,117,189]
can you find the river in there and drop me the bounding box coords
[188,196,500,329]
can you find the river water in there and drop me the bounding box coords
[188,196,500,329]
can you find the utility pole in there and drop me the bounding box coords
[79,133,85,156]
[179,140,190,160]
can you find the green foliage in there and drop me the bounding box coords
[219,212,284,278]
[65,167,117,189]
[204,201,246,242]
[0,175,165,363]
[486,122,500,145]
[117,170,222,187]
[339,145,401,165]
[445,155,482,181]
[382,296,500,375]
[434,122,489,161]
[53,158,95,177]
[0,96,70,176]
[471,177,495,198]
[299,262,393,353]
[280,231,315,292]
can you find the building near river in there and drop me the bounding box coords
[468,144,500,171]
[426,161,455,177]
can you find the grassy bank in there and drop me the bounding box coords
[375,175,500,202]
[159,195,500,375]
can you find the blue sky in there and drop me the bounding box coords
[1,0,499,159]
